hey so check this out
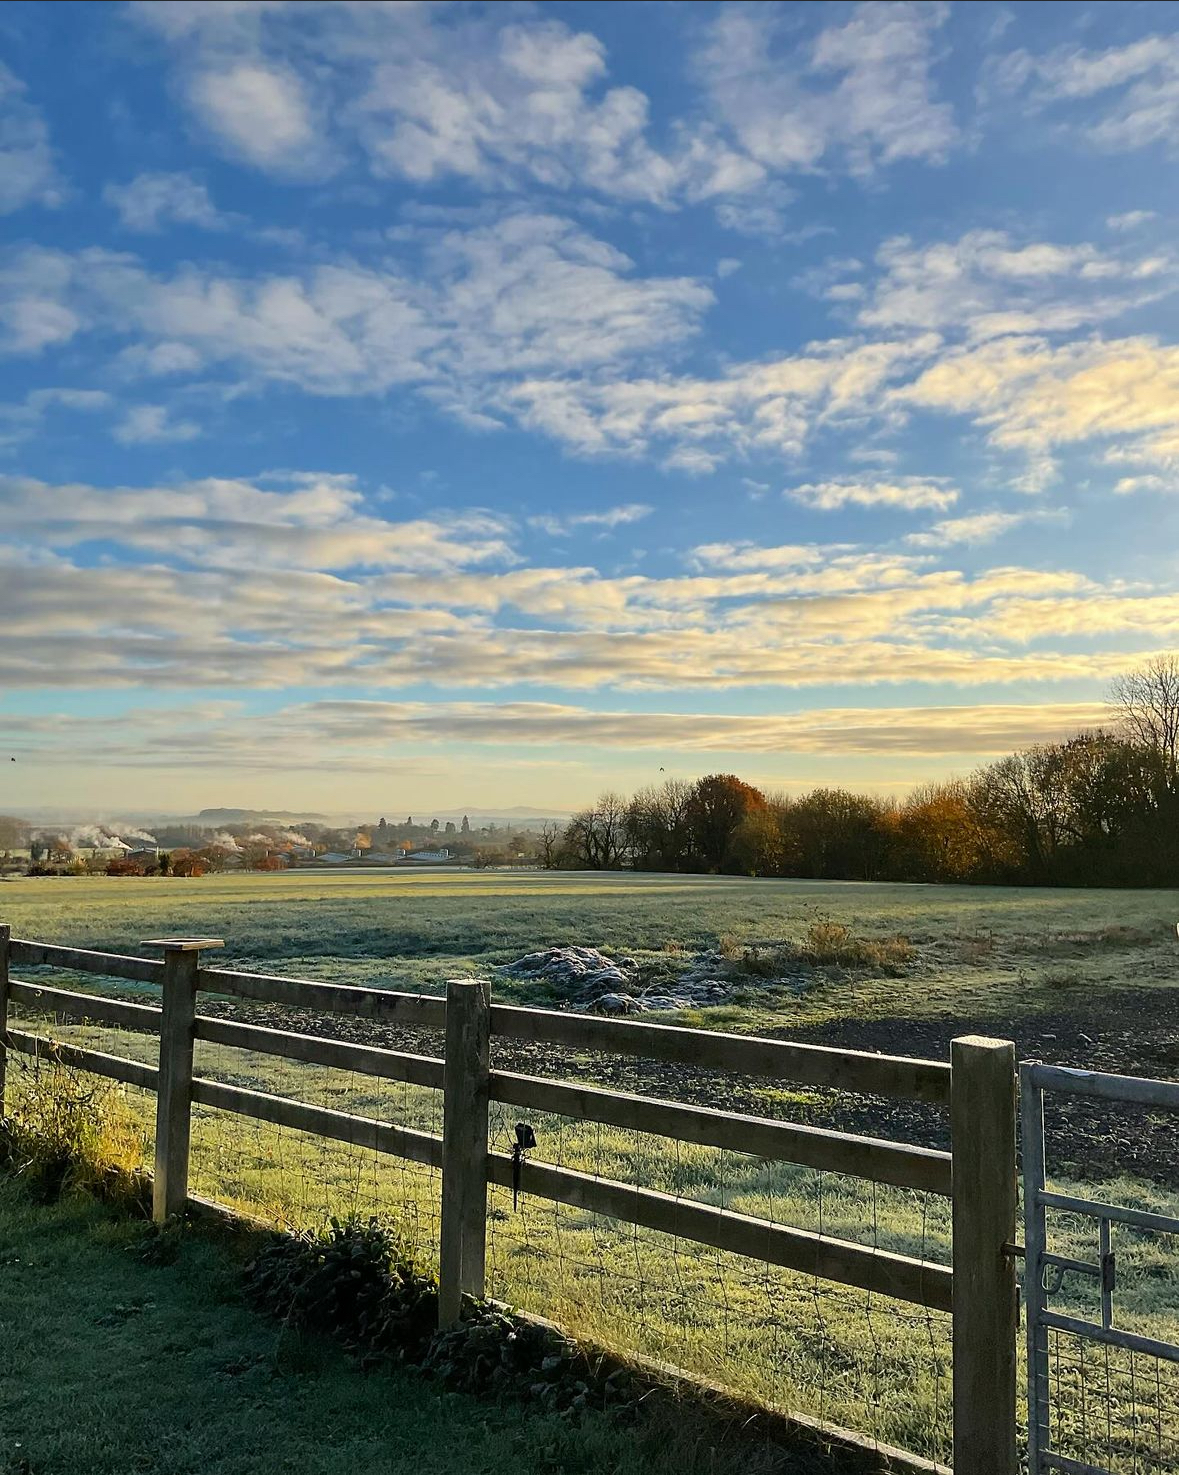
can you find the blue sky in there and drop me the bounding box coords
[3,0,1179,816]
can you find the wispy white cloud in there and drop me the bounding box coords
[1107,210,1157,232]
[699,2,958,179]
[0,62,64,214]
[3,480,1171,699]
[503,333,940,464]
[188,62,321,173]
[9,208,1179,487]
[0,247,79,354]
[0,215,713,402]
[528,504,652,537]
[354,16,755,207]
[1113,474,1177,496]
[900,333,1179,471]
[846,229,1175,340]
[112,403,201,444]
[129,0,965,209]
[905,508,1067,548]
[787,477,958,512]
[2,696,1117,773]
[0,472,516,573]
[130,1,757,205]
[0,385,113,451]
[988,34,1179,155]
[104,171,228,232]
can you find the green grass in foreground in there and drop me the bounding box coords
[0,1178,823,1475]
[6,871,1179,1468]
[7,1041,1179,1470]
[5,1036,958,1460]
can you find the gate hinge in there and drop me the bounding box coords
[1003,1241,1026,1259]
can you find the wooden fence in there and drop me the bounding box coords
[0,927,1018,1474]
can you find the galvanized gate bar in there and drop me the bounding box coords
[1038,1310,1179,1365]
[1041,1454,1123,1475]
[1021,1061,1050,1473]
[1025,1062,1179,1110]
[1022,1059,1179,1475]
[1038,1189,1179,1237]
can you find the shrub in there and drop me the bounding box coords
[736,945,792,978]
[243,1215,438,1364]
[1044,970,1083,990]
[718,922,913,978]
[244,1216,644,1420]
[424,1302,639,1418]
[959,932,996,963]
[0,1051,148,1202]
[719,934,791,977]
[797,921,912,973]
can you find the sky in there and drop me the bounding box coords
[3,0,1179,817]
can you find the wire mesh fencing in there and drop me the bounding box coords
[5,940,1012,1472]
[188,1032,443,1264]
[3,964,447,1267]
[1030,1200,1179,1473]
[1045,1327,1179,1473]
[1025,1064,1179,1475]
[3,982,158,1182]
[484,1093,954,1463]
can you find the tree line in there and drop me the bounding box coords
[551,657,1179,887]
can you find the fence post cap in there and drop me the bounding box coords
[141,936,224,951]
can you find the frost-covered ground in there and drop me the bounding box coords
[6,867,1179,1030]
[7,869,1179,1461]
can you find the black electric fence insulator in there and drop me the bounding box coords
[511,1121,536,1211]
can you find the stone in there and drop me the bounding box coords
[595,992,641,1014]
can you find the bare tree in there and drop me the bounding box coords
[538,821,562,868]
[1110,654,1179,799]
[625,778,693,870]
[562,791,628,869]
[0,815,30,850]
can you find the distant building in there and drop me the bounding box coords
[77,837,133,860]
[400,847,451,863]
[317,851,353,864]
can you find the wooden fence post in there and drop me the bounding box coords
[148,938,221,1223]
[951,1034,1018,1475]
[439,977,490,1328]
[0,924,10,1117]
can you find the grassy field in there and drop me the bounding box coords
[4,870,1179,1466]
[5,867,1179,1028]
[0,1177,829,1475]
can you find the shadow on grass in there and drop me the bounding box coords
[0,1175,876,1475]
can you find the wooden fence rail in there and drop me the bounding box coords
[0,930,1018,1473]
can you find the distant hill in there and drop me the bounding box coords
[448,807,567,819]
[192,809,331,824]
[25,804,570,831]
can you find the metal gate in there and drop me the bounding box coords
[1022,1061,1179,1474]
